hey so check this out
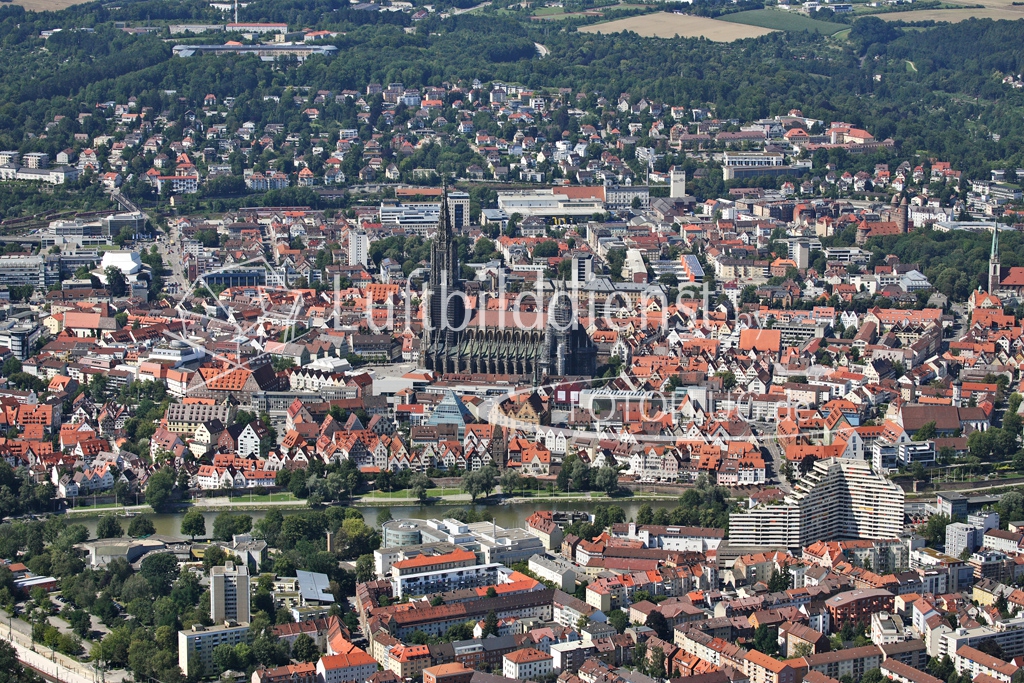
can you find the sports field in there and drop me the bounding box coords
[579,11,777,40]
[719,8,848,34]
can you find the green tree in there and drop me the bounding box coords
[634,641,647,671]
[500,469,522,496]
[202,545,227,571]
[533,240,559,258]
[913,421,937,441]
[140,553,179,596]
[0,639,39,683]
[753,624,779,656]
[212,513,252,541]
[647,646,665,678]
[409,472,431,503]
[923,513,952,546]
[212,643,238,673]
[482,609,499,637]
[145,469,175,512]
[1,357,22,377]
[127,517,156,537]
[95,516,123,539]
[291,633,319,662]
[181,509,206,540]
[767,567,791,592]
[356,555,375,583]
[646,611,670,640]
[608,609,629,634]
[462,466,498,502]
[636,503,654,525]
[594,466,620,495]
[104,266,127,297]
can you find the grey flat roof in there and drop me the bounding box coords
[296,570,335,604]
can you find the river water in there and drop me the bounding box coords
[77,498,683,538]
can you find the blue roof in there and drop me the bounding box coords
[683,254,704,277]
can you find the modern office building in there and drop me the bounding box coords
[0,322,42,361]
[728,458,905,548]
[0,254,60,289]
[447,191,470,230]
[390,548,507,598]
[379,201,442,234]
[210,561,250,624]
[496,188,605,219]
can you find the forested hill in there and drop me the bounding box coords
[1,0,1024,176]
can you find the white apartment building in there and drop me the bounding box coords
[178,622,250,676]
[348,229,370,267]
[528,554,577,593]
[503,648,553,680]
[870,612,906,645]
[953,645,1021,683]
[728,458,905,548]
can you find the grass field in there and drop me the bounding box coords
[579,11,776,39]
[718,9,847,34]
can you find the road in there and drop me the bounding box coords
[151,224,189,296]
[750,419,793,493]
[535,42,549,57]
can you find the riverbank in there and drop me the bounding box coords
[58,488,691,519]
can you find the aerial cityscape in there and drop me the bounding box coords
[0,1,1023,683]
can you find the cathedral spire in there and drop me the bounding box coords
[989,225,1001,294]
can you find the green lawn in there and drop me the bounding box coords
[67,502,121,510]
[262,491,299,501]
[361,488,418,499]
[718,9,847,34]
[532,6,566,15]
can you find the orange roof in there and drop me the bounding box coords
[504,648,551,664]
[739,329,782,353]
[390,645,431,662]
[391,548,476,571]
[319,651,376,670]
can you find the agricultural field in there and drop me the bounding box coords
[10,0,92,10]
[718,8,848,34]
[578,11,777,39]
[875,5,1024,20]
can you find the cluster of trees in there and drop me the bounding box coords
[634,475,734,529]
[871,228,1024,302]
[66,508,368,681]
[274,459,365,505]
[0,460,56,518]
[563,505,627,541]
[250,506,379,562]
[463,465,499,502]
[554,454,624,496]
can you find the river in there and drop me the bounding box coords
[77,499,684,538]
